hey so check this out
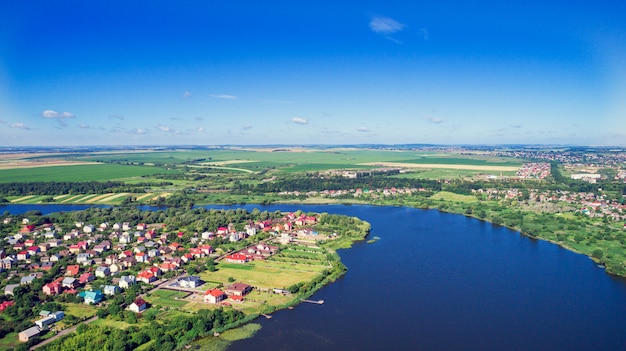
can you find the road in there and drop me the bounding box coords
[30,316,98,350]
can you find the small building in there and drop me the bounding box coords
[119,275,136,289]
[224,253,249,264]
[61,277,78,289]
[4,284,19,296]
[20,275,36,286]
[35,315,56,329]
[43,282,62,296]
[81,290,104,305]
[103,285,120,296]
[179,276,203,288]
[51,311,65,321]
[225,282,252,296]
[19,326,41,342]
[95,266,111,278]
[129,298,147,313]
[204,288,226,304]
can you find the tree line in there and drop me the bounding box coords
[232,175,442,194]
[0,181,173,196]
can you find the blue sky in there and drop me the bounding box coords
[1,1,625,146]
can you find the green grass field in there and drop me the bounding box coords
[0,164,181,183]
[144,289,190,309]
[204,257,327,290]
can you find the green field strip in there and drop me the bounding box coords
[60,194,84,203]
[10,195,36,203]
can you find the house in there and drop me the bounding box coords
[1,257,14,270]
[224,253,249,264]
[93,241,111,253]
[4,284,19,296]
[204,288,227,304]
[19,326,41,342]
[65,265,80,276]
[0,301,15,312]
[24,239,35,247]
[69,244,82,254]
[81,290,103,304]
[103,285,120,296]
[179,276,203,288]
[20,275,36,286]
[43,282,62,296]
[16,251,30,261]
[79,273,95,285]
[199,244,213,255]
[61,277,78,289]
[134,252,147,263]
[160,262,178,272]
[136,271,156,284]
[129,298,147,313]
[225,282,252,296]
[109,263,122,274]
[27,246,41,255]
[95,266,111,278]
[119,275,136,289]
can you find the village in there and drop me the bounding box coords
[0,211,328,344]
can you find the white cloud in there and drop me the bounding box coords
[292,117,308,125]
[196,127,205,132]
[41,110,75,119]
[195,116,204,121]
[210,94,238,100]
[131,128,149,135]
[183,91,192,98]
[425,116,443,124]
[369,16,405,34]
[357,126,370,132]
[78,124,90,129]
[241,125,253,130]
[0,119,6,124]
[109,115,125,120]
[10,123,30,130]
[157,125,173,133]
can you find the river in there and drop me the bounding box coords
[3,204,626,350]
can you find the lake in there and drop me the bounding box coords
[3,203,626,350]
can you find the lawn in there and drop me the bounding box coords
[63,303,98,319]
[430,191,479,203]
[144,289,190,309]
[203,259,325,289]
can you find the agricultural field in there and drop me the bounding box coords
[7,192,172,204]
[0,164,180,183]
[0,148,524,184]
[57,148,523,173]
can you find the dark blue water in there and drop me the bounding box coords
[3,204,626,350]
